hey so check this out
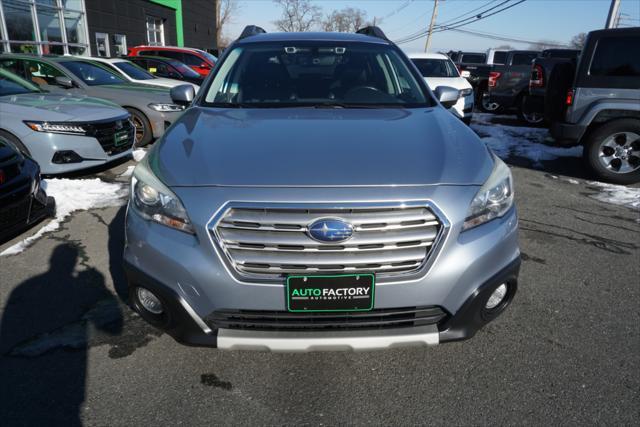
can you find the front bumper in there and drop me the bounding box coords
[21,131,133,175]
[450,93,474,123]
[123,185,520,351]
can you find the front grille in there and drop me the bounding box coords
[207,306,448,331]
[87,118,135,156]
[211,204,444,281]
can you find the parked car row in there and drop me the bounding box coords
[0,45,212,242]
[446,27,639,184]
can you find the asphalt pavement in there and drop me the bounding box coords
[0,117,638,425]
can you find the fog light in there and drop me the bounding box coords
[52,150,83,164]
[485,283,508,309]
[136,287,163,314]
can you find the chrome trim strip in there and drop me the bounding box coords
[177,296,213,334]
[217,325,440,352]
[205,201,451,287]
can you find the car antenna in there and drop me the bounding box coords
[355,26,390,42]
[238,25,267,41]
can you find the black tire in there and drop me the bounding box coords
[0,130,31,157]
[584,119,640,185]
[517,94,545,126]
[477,88,502,113]
[544,62,575,123]
[125,107,153,147]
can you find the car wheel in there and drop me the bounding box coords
[0,130,31,157]
[479,89,501,113]
[518,95,545,125]
[125,108,152,147]
[584,119,640,185]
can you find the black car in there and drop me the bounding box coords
[128,56,204,86]
[0,135,55,243]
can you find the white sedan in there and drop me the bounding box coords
[409,52,473,124]
[81,57,200,93]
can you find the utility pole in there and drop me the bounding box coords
[605,0,621,29]
[424,0,440,53]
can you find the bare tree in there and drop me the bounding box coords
[216,0,240,49]
[570,32,587,50]
[322,7,368,32]
[273,0,322,32]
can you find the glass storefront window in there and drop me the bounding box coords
[4,0,36,41]
[10,43,38,54]
[111,34,127,56]
[68,45,87,55]
[63,10,87,45]
[37,6,64,44]
[60,0,83,11]
[42,44,64,55]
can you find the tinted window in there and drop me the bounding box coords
[512,53,538,66]
[139,50,158,56]
[182,53,204,66]
[461,53,486,64]
[198,50,217,64]
[590,36,640,77]
[156,50,185,62]
[62,61,126,85]
[411,58,459,78]
[114,61,154,80]
[0,68,40,96]
[0,59,26,79]
[205,43,431,107]
[164,59,201,78]
[493,52,507,65]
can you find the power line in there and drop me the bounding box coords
[447,27,571,48]
[436,0,501,26]
[395,0,527,44]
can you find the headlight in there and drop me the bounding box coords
[148,103,185,112]
[24,121,88,135]
[460,88,473,97]
[131,157,194,234]
[462,155,514,230]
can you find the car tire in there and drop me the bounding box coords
[125,108,153,147]
[478,88,502,113]
[0,130,31,157]
[517,94,545,126]
[584,119,640,185]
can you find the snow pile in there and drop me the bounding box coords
[472,114,582,167]
[120,165,135,177]
[1,178,127,256]
[587,181,640,210]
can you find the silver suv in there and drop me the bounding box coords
[124,27,520,351]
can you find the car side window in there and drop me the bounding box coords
[0,59,27,79]
[182,53,203,67]
[24,60,65,86]
[147,60,180,78]
[157,50,184,62]
[139,50,158,56]
[590,36,640,77]
[512,53,537,66]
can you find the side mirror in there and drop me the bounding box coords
[170,84,195,106]
[433,86,460,109]
[55,76,75,88]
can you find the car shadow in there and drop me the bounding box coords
[0,244,123,425]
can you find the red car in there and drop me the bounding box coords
[128,46,217,77]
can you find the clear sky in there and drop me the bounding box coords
[224,0,640,53]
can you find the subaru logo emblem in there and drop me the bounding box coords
[307,218,354,243]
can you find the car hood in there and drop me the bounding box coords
[83,83,172,103]
[0,93,127,122]
[151,106,493,187]
[423,77,471,91]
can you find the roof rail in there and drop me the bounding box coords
[238,25,267,40]
[355,26,390,41]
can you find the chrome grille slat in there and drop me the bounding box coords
[212,205,444,280]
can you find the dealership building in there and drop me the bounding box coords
[0,0,216,57]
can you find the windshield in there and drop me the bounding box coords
[204,42,430,108]
[62,61,126,86]
[411,58,459,78]
[0,69,41,96]
[114,61,155,80]
[198,50,218,64]
[460,53,486,64]
[165,59,201,78]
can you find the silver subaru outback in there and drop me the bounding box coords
[124,27,520,351]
